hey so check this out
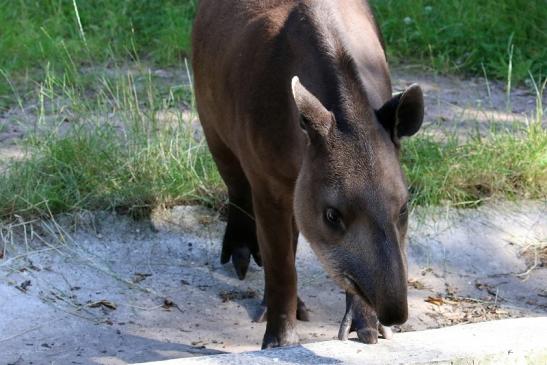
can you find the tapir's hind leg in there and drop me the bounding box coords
[203,128,261,280]
[222,171,261,281]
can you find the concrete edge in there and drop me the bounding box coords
[134,317,547,365]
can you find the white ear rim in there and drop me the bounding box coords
[291,76,300,99]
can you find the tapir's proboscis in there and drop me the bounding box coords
[192,0,424,349]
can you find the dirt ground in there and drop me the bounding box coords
[0,201,546,365]
[0,69,546,365]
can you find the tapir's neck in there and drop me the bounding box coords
[284,1,392,132]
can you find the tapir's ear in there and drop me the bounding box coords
[291,76,333,140]
[376,84,424,140]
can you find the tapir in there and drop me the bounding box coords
[192,0,424,348]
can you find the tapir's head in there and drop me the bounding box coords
[291,76,423,326]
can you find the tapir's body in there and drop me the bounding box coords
[193,1,389,167]
[193,0,424,348]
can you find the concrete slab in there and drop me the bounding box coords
[134,317,547,365]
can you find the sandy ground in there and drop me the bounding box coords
[0,201,545,365]
[0,68,546,364]
[391,67,546,138]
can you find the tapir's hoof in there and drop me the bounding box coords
[338,291,390,344]
[231,246,251,280]
[252,297,310,323]
[221,241,262,280]
[261,327,299,349]
[338,322,391,343]
[379,325,393,340]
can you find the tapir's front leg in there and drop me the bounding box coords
[252,189,299,349]
[338,291,393,343]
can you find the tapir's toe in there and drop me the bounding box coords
[339,291,394,344]
[221,237,262,280]
[356,327,379,344]
[231,246,251,280]
[379,325,393,340]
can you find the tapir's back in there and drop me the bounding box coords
[193,0,305,173]
[192,0,390,174]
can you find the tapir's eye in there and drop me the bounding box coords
[324,208,343,229]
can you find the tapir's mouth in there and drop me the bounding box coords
[344,274,373,307]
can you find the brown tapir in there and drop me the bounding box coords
[192,0,424,348]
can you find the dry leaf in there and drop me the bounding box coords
[131,272,152,284]
[425,296,444,306]
[89,300,117,310]
[408,278,427,290]
[162,298,175,309]
[16,280,32,293]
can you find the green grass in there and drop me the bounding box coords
[403,124,546,207]
[0,0,197,108]
[0,125,222,219]
[0,64,545,220]
[372,0,546,81]
[0,0,545,97]
[0,0,196,70]
[0,1,545,220]
[0,68,223,219]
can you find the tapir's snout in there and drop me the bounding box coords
[345,236,409,327]
[375,258,408,326]
[352,276,408,326]
[377,296,408,326]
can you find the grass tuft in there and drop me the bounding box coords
[0,124,222,219]
[0,67,222,220]
[402,123,546,207]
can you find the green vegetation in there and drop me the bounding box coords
[0,0,197,107]
[373,0,546,81]
[0,0,196,70]
[0,0,545,220]
[0,69,222,219]
[1,0,545,86]
[403,124,546,207]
